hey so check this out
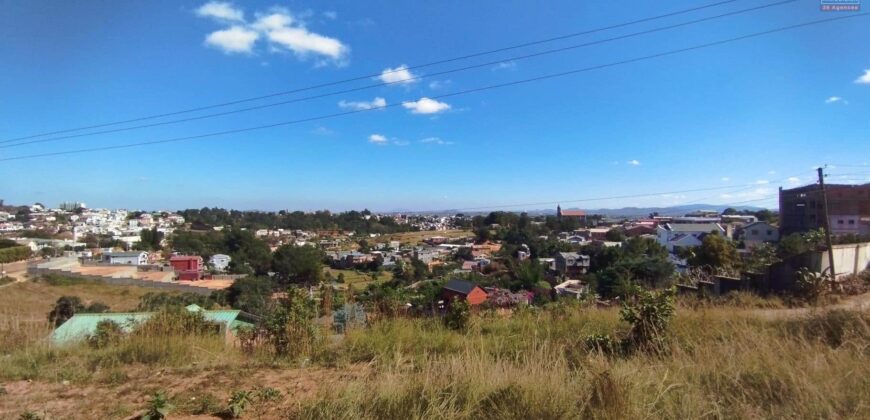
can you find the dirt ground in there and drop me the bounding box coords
[1,364,367,419]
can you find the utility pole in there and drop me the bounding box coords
[817,167,836,278]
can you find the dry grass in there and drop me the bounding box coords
[1,282,868,418]
[376,229,474,246]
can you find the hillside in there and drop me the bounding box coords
[0,276,867,418]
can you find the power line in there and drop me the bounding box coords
[0,0,751,143]
[0,0,795,149]
[1,12,866,163]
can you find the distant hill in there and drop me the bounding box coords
[417,204,769,217]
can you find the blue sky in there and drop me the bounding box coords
[1,0,868,212]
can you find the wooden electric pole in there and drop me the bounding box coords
[817,167,836,278]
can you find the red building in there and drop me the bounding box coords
[441,279,488,306]
[169,255,203,281]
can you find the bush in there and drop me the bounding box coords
[443,297,470,331]
[262,288,319,357]
[88,320,124,349]
[133,308,220,337]
[0,245,31,263]
[620,286,676,353]
[141,390,174,420]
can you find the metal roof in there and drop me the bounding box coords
[50,307,252,345]
[443,279,480,295]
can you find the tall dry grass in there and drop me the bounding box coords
[298,308,870,419]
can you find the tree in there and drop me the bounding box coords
[226,276,274,315]
[224,229,272,275]
[605,228,626,242]
[136,227,164,251]
[271,245,324,286]
[48,296,84,326]
[688,233,739,271]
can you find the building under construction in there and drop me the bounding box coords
[779,183,870,236]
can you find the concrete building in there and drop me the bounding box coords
[779,183,870,236]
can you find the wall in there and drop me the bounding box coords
[821,242,870,278]
[28,267,215,295]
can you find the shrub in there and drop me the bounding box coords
[47,296,84,326]
[133,308,220,337]
[794,267,830,304]
[262,287,319,357]
[141,391,173,420]
[443,297,470,331]
[620,286,676,353]
[88,320,124,349]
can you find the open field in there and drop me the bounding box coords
[324,267,393,289]
[1,282,868,419]
[375,229,473,245]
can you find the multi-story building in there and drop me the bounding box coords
[779,183,870,236]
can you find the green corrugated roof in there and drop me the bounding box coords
[50,308,248,345]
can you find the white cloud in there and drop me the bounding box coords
[311,126,334,136]
[420,137,453,145]
[196,4,348,63]
[196,1,244,22]
[755,180,769,185]
[254,11,348,61]
[721,177,730,182]
[393,140,410,146]
[323,11,337,20]
[493,61,516,71]
[825,96,848,105]
[627,159,641,166]
[368,134,387,145]
[402,97,451,114]
[768,170,777,175]
[787,177,801,184]
[204,26,260,54]
[378,65,418,85]
[855,69,870,84]
[338,97,386,110]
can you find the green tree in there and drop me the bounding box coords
[47,296,83,326]
[226,276,274,315]
[688,233,739,271]
[271,245,324,286]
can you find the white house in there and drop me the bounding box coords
[741,221,779,248]
[657,223,726,253]
[103,251,149,265]
[209,254,232,272]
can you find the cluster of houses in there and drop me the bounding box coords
[1,203,186,250]
[99,250,232,280]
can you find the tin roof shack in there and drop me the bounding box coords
[50,304,258,346]
[441,279,488,306]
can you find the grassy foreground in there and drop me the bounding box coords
[0,279,868,418]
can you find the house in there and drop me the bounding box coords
[554,279,589,299]
[656,223,726,253]
[741,221,780,248]
[555,252,590,276]
[441,279,488,306]
[50,304,258,345]
[209,254,231,272]
[625,224,657,237]
[170,255,203,280]
[102,251,149,265]
[557,205,586,220]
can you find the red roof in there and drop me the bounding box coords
[560,210,586,217]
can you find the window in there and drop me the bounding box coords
[848,220,855,225]
[837,220,844,225]
[751,229,759,235]
[766,230,773,235]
